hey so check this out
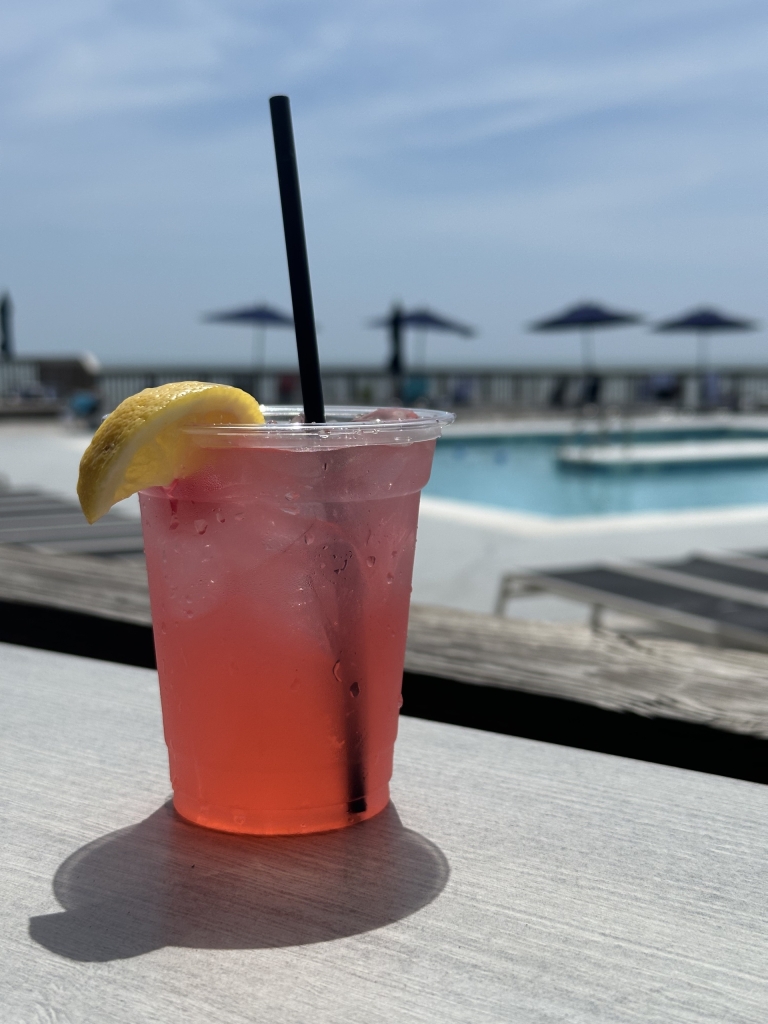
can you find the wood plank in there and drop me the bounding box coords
[1,544,768,745]
[0,545,151,625]
[405,603,768,739]
[0,486,143,553]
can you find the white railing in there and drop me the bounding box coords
[96,365,766,414]
[5,358,768,415]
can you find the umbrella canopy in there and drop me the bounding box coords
[203,302,294,327]
[655,307,756,333]
[370,305,475,375]
[400,308,474,336]
[531,301,642,332]
[530,301,642,370]
[654,306,757,373]
[202,302,294,367]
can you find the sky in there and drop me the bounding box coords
[1,0,768,369]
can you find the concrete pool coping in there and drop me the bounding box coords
[443,411,768,440]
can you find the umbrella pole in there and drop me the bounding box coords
[389,305,404,403]
[252,327,266,369]
[414,329,427,368]
[696,331,707,411]
[580,329,594,371]
[696,331,709,374]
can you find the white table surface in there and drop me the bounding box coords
[2,641,767,1024]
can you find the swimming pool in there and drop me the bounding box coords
[425,428,768,517]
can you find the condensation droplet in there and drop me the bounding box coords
[234,512,245,522]
[194,519,208,535]
[169,517,179,531]
[216,511,226,524]
[386,573,394,584]
[333,660,343,682]
[185,609,193,618]
[350,682,360,698]
[284,491,299,502]
[304,532,314,545]
[366,555,376,568]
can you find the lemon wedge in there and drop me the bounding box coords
[78,381,264,523]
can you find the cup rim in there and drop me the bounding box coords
[184,405,455,450]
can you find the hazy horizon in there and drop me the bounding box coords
[1,1,767,370]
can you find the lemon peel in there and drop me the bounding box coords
[77,381,264,523]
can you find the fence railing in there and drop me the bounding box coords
[5,359,768,415]
[96,365,768,415]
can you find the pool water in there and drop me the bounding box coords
[425,429,768,517]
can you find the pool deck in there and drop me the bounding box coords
[6,416,768,622]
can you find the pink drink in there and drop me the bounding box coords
[139,407,452,835]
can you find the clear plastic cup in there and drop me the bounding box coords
[139,406,453,835]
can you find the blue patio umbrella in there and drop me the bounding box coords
[530,301,642,369]
[370,305,474,375]
[203,302,294,367]
[654,307,756,370]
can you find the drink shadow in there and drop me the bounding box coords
[29,801,449,963]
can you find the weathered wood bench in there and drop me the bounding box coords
[1,543,767,783]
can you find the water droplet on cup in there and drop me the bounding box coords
[234,512,245,522]
[366,555,376,567]
[284,491,299,502]
[194,519,207,535]
[169,517,179,531]
[333,660,343,682]
[350,682,360,698]
[386,573,394,584]
[216,511,226,524]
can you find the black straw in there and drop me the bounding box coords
[269,95,325,424]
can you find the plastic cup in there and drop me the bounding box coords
[139,406,453,835]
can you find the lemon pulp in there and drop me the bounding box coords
[77,381,264,523]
